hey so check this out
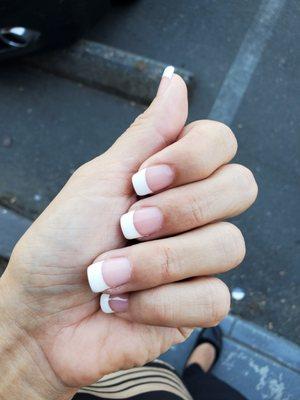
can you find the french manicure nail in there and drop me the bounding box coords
[163,65,175,79]
[157,65,175,96]
[132,165,174,196]
[100,293,129,314]
[120,207,163,240]
[87,258,131,293]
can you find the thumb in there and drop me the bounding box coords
[109,68,188,171]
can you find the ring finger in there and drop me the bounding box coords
[87,222,245,294]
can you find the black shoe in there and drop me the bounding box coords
[187,326,223,372]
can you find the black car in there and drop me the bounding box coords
[0,0,111,60]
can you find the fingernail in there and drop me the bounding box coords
[100,293,129,314]
[87,258,132,293]
[163,65,175,79]
[120,207,163,240]
[157,65,174,96]
[132,165,175,196]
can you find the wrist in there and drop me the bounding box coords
[0,274,76,400]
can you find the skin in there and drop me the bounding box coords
[186,343,217,372]
[0,74,257,399]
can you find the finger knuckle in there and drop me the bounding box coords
[230,164,258,202]
[129,112,155,139]
[157,244,178,283]
[71,162,90,178]
[218,222,246,266]
[211,121,238,157]
[203,279,231,326]
[131,113,169,149]
[130,112,149,131]
[190,120,238,158]
[71,157,106,180]
[131,290,167,324]
[188,194,210,226]
[151,295,170,324]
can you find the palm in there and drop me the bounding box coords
[11,155,183,386]
[44,307,181,387]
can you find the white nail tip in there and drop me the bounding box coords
[87,261,109,293]
[162,65,175,79]
[120,211,141,240]
[100,294,114,314]
[132,169,152,196]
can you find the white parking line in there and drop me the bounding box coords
[209,0,286,125]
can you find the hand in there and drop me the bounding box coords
[0,71,257,398]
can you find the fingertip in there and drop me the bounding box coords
[162,65,175,79]
[154,73,188,139]
[172,73,188,94]
[87,261,109,293]
[166,73,188,105]
[100,293,114,314]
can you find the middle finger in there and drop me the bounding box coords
[120,163,257,240]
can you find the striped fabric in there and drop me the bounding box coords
[77,361,192,400]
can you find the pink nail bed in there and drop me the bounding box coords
[120,207,163,240]
[100,294,129,314]
[134,207,163,236]
[132,165,174,196]
[102,258,131,288]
